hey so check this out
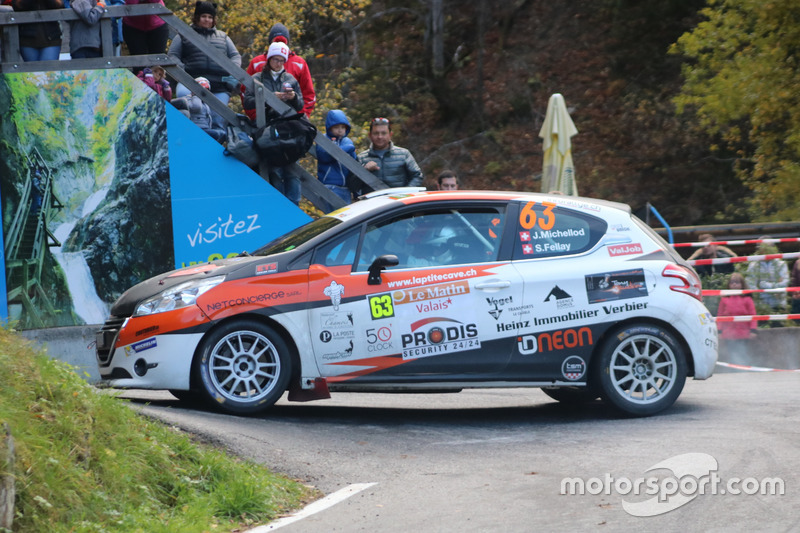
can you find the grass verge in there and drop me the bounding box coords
[0,326,315,532]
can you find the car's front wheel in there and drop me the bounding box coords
[194,319,292,415]
[595,324,687,417]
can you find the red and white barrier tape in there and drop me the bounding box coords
[689,251,800,266]
[714,313,800,322]
[674,237,800,248]
[716,361,800,372]
[702,287,800,296]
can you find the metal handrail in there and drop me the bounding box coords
[0,4,387,209]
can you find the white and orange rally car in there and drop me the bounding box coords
[96,189,717,416]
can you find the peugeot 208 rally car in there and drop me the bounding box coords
[96,189,717,416]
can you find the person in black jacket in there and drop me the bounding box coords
[688,233,737,277]
[12,0,63,61]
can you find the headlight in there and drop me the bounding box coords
[134,275,225,317]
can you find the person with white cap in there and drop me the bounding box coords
[242,40,304,121]
[243,41,305,205]
[243,22,316,120]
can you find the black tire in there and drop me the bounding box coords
[594,324,687,417]
[193,319,292,415]
[541,386,600,405]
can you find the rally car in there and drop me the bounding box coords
[95,188,717,417]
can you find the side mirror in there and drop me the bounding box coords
[368,254,399,285]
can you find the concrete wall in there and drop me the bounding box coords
[717,326,800,371]
[21,326,101,382]
[20,324,800,385]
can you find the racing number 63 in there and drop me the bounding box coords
[520,201,556,231]
[369,294,394,319]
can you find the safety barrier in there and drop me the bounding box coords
[678,235,799,323]
[716,361,800,372]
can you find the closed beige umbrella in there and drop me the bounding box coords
[539,93,578,195]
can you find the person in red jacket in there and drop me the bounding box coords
[242,22,316,120]
[717,272,758,340]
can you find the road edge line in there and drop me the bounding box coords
[247,482,379,531]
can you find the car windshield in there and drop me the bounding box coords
[253,217,342,256]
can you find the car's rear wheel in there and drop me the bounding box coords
[194,319,291,415]
[541,386,599,404]
[595,324,687,417]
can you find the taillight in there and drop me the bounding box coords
[662,263,703,301]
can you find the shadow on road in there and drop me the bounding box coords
[116,389,705,427]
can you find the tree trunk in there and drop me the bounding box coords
[431,0,444,77]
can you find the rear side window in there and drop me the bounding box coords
[511,200,607,260]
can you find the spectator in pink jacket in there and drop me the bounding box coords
[137,65,172,100]
[717,273,757,340]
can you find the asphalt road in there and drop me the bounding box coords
[120,371,800,532]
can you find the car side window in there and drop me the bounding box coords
[511,200,607,260]
[314,229,359,267]
[357,207,505,270]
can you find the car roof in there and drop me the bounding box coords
[328,189,632,222]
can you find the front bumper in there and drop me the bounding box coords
[96,307,210,390]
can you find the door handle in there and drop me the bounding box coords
[475,280,512,290]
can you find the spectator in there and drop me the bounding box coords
[168,1,241,128]
[437,169,459,190]
[243,22,316,120]
[745,236,790,323]
[122,0,169,65]
[242,41,304,205]
[792,259,800,320]
[171,77,226,143]
[357,117,423,193]
[12,0,63,62]
[242,41,303,121]
[137,66,172,100]
[68,0,106,59]
[717,272,758,364]
[687,233,736,277]
[317,109,357,211]
[717,272,757,340]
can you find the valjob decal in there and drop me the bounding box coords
[607,243,643,257]
[585,268,648,304]
[401,317,480,359]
